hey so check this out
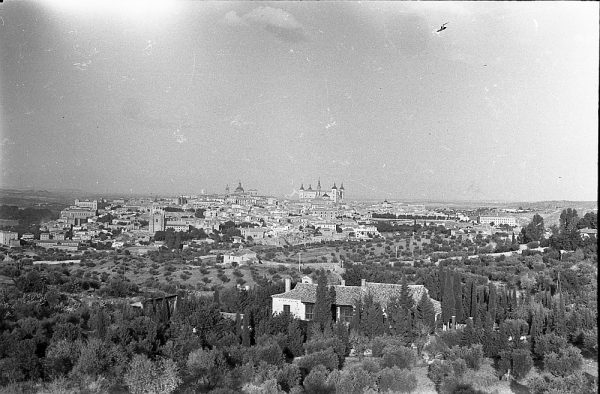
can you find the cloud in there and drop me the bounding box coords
[223,10,247,26]
[244,6,302,30]
[223,6,306,42]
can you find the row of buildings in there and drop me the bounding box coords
[1,180,529,253]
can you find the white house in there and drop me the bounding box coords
[222,248,258,266]
[272,278,441,323]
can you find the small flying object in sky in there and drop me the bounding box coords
[436,23,448,33]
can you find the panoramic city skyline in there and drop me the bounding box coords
[1,1,598,201]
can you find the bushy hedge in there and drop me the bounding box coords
[381,345,416,370]
[544,346,583,377]
[295,348,338,375]
[377,366,418,393]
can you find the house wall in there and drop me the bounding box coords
[272,297,305,320]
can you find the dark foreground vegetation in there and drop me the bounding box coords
[0,209,596,393]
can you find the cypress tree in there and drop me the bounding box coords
[350,298,362,333]
[386,296,403,335]
[462,317,476,346]
[462,282,471,321]
[473,301,482,331]
[483,312,496,357]
[497,287,506,322]
[402,309,414,342]
[554,293,567,337]
[478,287,487,324]
[498,321,510,353]
[470,281,477,318]
[511,289,518,311]
[400,276,414,311]
[286,319,304,357]
[235,312,242,337]
[442,270,455,326]
[314,272,330,332]
[327,286,336,329]
[488,283,497,323]
[453,272,464,323]
[241,312,251,346]
[416,292,436,333]
[529,308,544,353]
[438,265,446,302]
[363,296,385,338]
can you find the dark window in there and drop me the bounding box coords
[283,304,290,314]
[339,305,354,323]
[305,303,314,320]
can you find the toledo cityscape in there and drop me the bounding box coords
[0,1,597,393]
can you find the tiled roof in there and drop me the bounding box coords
[272,283,318,302]
[272,281,441,315]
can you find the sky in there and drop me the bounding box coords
[0,1,598,201]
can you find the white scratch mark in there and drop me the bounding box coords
[144,40,153,55]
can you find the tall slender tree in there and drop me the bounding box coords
[453,272,464,323]
[416,292,436,333]
[462,282,471,321]
[361,294,385,338]
[469,281,478,318]
[350,298,362,333]
[314,272,332,332]
[400,276,415,311]
[553,293,567,338]
[488,283,498,323]
[441,270,455,326]
[529,307,544,353]
[462,317,476,346]
[483,312,496,357]
[386,296,404,335]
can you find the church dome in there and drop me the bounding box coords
[235,182,244,193]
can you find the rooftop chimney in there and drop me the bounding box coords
[361,279,366,288]
[285,278,291,292]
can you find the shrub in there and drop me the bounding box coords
[302,364,334,394]
[511,348,533,380]
[359,358,381,374]
[276,363,301,392]
[334,365,375,394]
[243,378,282,394]
[448,383,487,394]
[582,329,598,354]
[438,329,462,348]
[304,337,339,355]
[296,348,338,375]
[124,355,181,394]
[256,342,284,366]
[427,360,452,390]
[377,367,418,393]
[533,333,568,359]
[451,358,468,378]
[544,346,583,377]
[527,371,597,394]
[44,339,82,378]
[448,345,484,371]
[381,345,416,370]
[371,335,405,358]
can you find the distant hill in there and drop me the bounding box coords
[0,188,80,209]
